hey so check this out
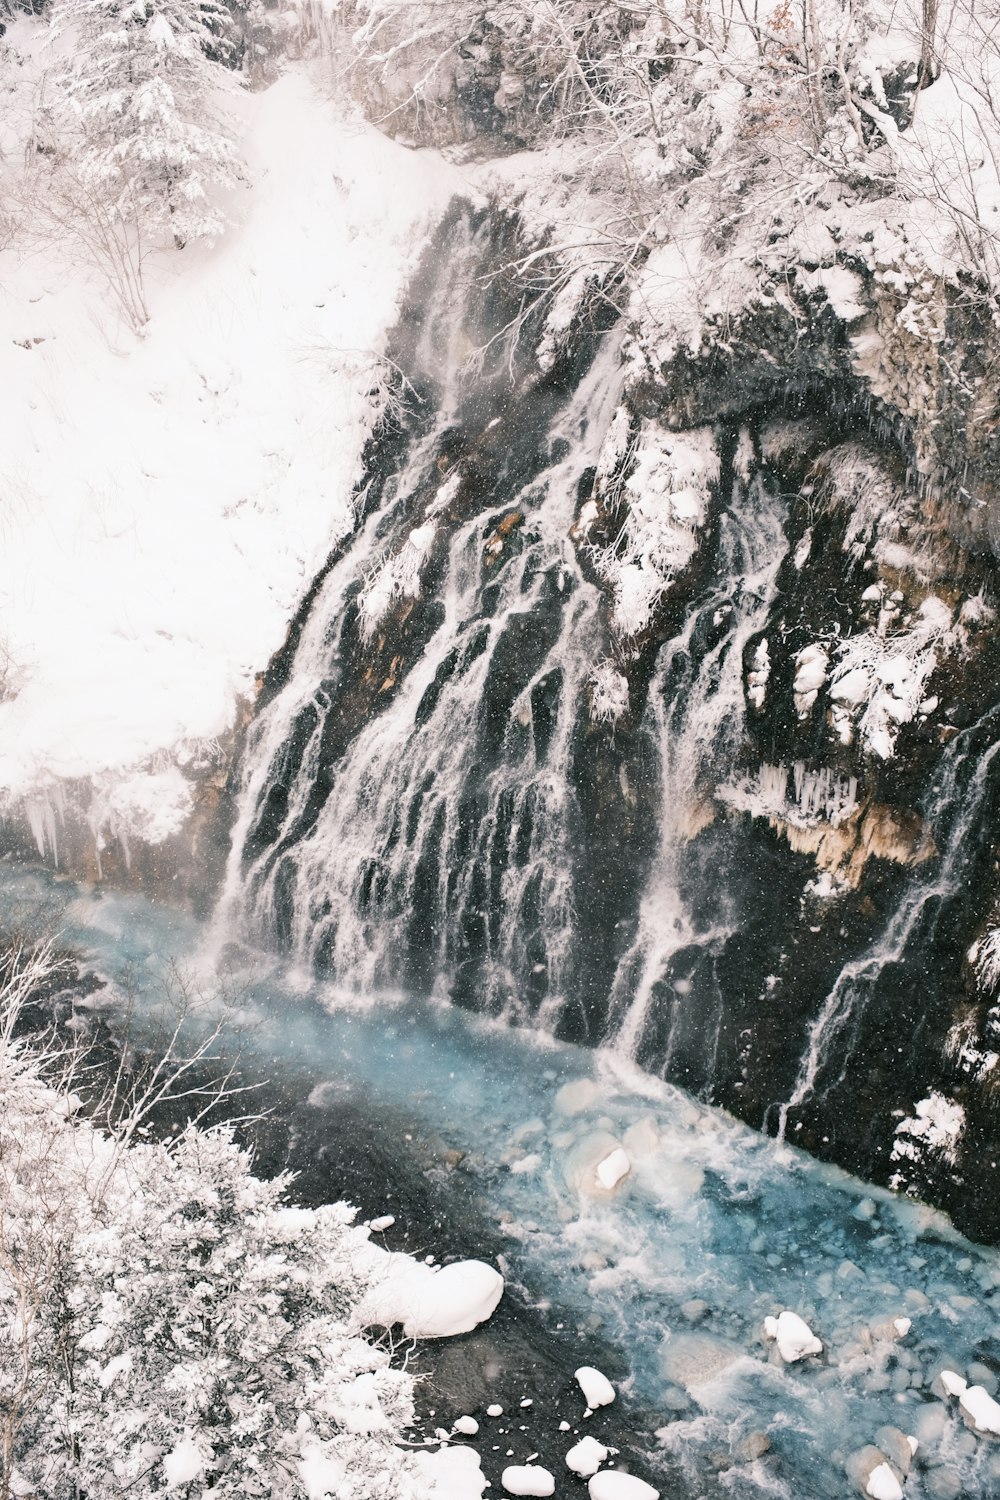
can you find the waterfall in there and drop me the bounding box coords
[218,199,1000,1223]
[218,204,628,1024]
[606,474,789,1081]
[776,705,1000,1137]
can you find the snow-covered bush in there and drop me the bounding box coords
[585,420,718,638]
[830,594,956,758]
[0,941,474,1500]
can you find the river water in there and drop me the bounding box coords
[4,862,1000,1500]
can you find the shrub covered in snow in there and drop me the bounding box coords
[0,941,491,1500]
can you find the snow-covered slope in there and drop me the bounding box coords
[0,37,466,853]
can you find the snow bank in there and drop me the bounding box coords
[356,1253,504,1339]
[0,47,464,839]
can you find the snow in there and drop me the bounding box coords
[793,645,829,716]
[798,265,868,322]
[595,1147,631,1191]
[163,1435,205,1489]
[960,1384,1000,1436]
[575,1366,616,1408]
[588,1474,659,1500]
[590,662,630,726]
[369,1215,395,1232]
[412,1446,488,1500]
[763,1310,822,1363]
[453,1416,479,1436]
[939,1370,968,1397]
[593,422,718,638]
[891,1093,966,1169]
[893,1318,911,1338]
[501,1466,555,1497]
[299,1443,347,1499]
[358,523,438,642]
[865,1462,903,1500]
[357,1254,504,1339]
[566,1436,610,1477]
[0,44,465,846]
[747,639,769,710]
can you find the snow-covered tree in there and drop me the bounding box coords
[50,0,244,251]
[0,942,439,1500]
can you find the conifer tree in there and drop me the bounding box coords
[52,0,243,248]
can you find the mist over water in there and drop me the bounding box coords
[6,864,1000,1499]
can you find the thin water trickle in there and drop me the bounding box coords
[608,476,789,1070]
[776,709,1000,1141]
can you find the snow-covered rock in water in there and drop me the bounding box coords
[938,1369,968,1397]
[575,1366,616,1408]
[763,1310,822,1362]
[453,1416,479,1436]
[846,1445,903,1500]
[357,1254,503,1338]
[566,1436,610,1477]
[501,1465,555,1497]
[563,1131,632,1196]
[866,1462,904,1500]
[959,1384,1000,1436]
[874,1426,915,1476]
[554,1079,601,1116]
[588,1473,659,1500]
[595,1147,631,1191]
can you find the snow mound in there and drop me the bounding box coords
[566,1436,610,1477]
[501,1466,555,1497]
[412,1445,488,1500]
[575,1366,616,1408]
[588,1474,659,1500]
[357,1254,504,1339]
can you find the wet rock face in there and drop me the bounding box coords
[216,202,1000,1241]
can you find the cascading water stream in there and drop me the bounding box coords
[775,706,1000,1139]
[607,474,789,1075]
[218,203,628,1024]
